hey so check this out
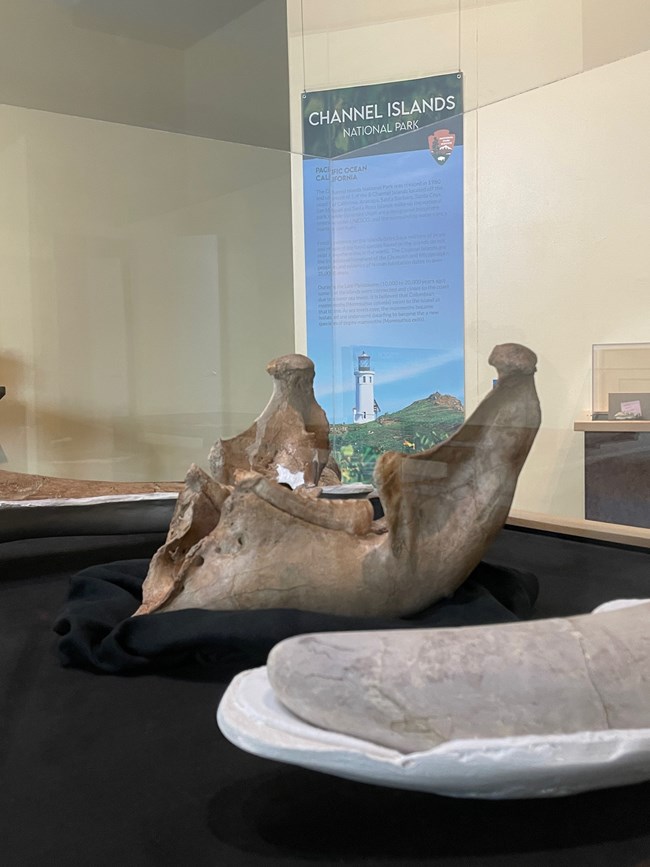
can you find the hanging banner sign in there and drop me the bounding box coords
[303,73,464,483]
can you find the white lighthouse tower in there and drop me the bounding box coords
[353,351,377,424]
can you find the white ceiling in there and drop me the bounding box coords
[52,0,268,49]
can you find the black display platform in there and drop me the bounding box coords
[2,527,650,867]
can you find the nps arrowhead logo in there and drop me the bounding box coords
[428,129,455,165]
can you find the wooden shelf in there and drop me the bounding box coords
[507,509,650,549]
[574,420,650,432]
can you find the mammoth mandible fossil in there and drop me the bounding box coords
[135,343,540,618]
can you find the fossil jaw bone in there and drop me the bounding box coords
[135,343,540,618]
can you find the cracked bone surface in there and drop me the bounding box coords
[267,602,650,753]
[208,353,337,488]
[135,465,230,616]
[136,343,540,618]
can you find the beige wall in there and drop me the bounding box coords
[184,0,290,150]
[0,0,295,482]
[475,50,650,517]
[0,106,294,481]
[288,0,650,519]
[0,0,185,133]
[0,0,290,146]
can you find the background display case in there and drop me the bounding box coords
[572,342,650,528]
[592,342,650,419]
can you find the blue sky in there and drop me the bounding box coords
[315,344,464,422]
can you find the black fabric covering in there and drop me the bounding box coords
[54,558,539,674]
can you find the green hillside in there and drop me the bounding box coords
[331,394,464,483]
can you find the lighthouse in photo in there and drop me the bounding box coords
[353,351,377,424]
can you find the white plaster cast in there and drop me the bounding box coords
[218,653,650,799]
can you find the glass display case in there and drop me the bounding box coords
[592,342,650,420]
[2,6,650,865]
[0,0,648,541]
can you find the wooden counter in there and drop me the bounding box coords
[508,509,650,549]
[574,420,650,432]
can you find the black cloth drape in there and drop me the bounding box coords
[54,558,538,674]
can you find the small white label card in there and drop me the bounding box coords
[620,399,642,415]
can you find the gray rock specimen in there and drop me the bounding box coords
[267,601,650,753]
[135,343,540,618]
[208,353,338,488]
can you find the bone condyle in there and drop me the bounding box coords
[208,353,337,488]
